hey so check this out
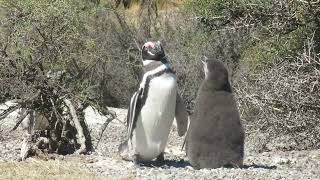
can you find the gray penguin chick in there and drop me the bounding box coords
[186,56,244,169]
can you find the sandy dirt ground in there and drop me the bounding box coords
[1,105,320,179]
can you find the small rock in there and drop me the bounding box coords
[273,157,290,165]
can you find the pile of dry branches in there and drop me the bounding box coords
[0,0,123,159]
[235,36,320,151]
[0,72,96,160]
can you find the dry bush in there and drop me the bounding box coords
[81,7,142,107]
[0,0,142,159]
[183,0,320,152]
[235,36,320,152]
[156,1,320,152]
[0,0,143,107]
[141,8,246,111]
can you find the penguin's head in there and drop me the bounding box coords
[201,56,210,78]
[201,56,232,92]
[141,41,166,63]
[201,56,228,80]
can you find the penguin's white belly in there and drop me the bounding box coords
[133,74,177,160]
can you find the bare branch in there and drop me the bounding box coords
[0,104,21,121]
[11,109,30,132]
[63,98,87,154]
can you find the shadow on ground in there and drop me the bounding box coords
[138,160,277,170]
[137,159,191,168]
[243,164,277,170]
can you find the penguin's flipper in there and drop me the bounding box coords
[127,88,142,138]
[175,93,189,137]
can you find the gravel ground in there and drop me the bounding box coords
[1,106,320,179]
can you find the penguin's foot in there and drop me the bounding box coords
[155,152,165,166]
[133,154,143,166]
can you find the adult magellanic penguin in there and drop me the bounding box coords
[119,41,188,164]
[185,56,245,169]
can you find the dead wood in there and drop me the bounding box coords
[0,104,21,121]
[95,109,117,149]
[0,91,40,121]
[63,98,87,154]
[20,132,32,161]
[11,109,30,132]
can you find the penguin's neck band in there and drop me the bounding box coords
[139,63,173,89]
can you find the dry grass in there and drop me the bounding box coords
[0,159,101,180]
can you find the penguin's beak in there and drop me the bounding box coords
[201,56,209,78]
[148,51,155,56]
[201,56,208,65]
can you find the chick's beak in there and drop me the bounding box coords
[201,56,208,65]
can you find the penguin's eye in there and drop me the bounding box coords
[142,45,147,51]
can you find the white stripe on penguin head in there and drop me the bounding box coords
[139,63,171,91]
